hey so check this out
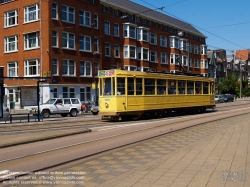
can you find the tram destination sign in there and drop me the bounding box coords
[99,70,114,77]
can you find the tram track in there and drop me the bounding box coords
[0,105,250,182]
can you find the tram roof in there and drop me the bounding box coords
[98,69,214,81]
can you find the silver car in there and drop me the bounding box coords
[215,95,224,103]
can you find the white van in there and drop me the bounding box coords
[37,98,81,118]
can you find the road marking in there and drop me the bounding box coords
[94,106,250,131]
[0,170,9,175]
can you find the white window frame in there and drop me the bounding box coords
[5,35,18,53]
[123,24,136,39]
[7,61,18,77]
[137,27,149,42]
[24,4,40,23]
[137,47,149,61]
[93,13,98,29]
[61,5,75,23]
[183,56,188,66]
[194,59,199,68]
[52,30,58,47]
[194,45,199,54]
[62,59,75,76]
[124,45,136,59]
[62,32,75,49]
[104,21,110,35]
[4,9,18,28]
[200,45,207,55]
[24,59,40,76]
[24,32,39,50]
[150,33,157,45]
[94,62,99,76]
[161,53,167,64]
[105,43,111,56]
[160,36,167,47]
[124,65,137,71]
[79,10,91,27]
[80,61,92,77]
[114,44,120,58]
[52,58,58,75]
[170,54,179,64]
[149,51,157,62]
[189,58,192,68]
[79,35,91,51]
[205,60,208,69]
[52,2,58,19]
[114,23,119,37]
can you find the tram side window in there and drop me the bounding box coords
[128,78,134,95]
[203,82,209,94]
[117,78,125,95]
[100,79,103,96]
[187,81,194,94]
[145,78,155,95]
[168,80,176,94]
[157,79,166,95]
[178,81,186,94]
[104,78,112,95]
[136,78,142,95]
[195,81,202,94]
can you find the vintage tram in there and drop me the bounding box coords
[98,69,215,120]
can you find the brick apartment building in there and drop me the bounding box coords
[0,0,208,109]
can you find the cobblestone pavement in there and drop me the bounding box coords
[3,113,250,187]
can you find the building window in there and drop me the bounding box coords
[104,21,110,35]
[149,51,157,62]
[137,28,149,42]
[194,45,199,54]
[105,43,110,56]
[160,36,167,47]
[113,9,118,16]
[80,61,91,76]
[124,45,136,59]
[4,9,18,27]
[5,35,18,53]
[52,59,58,75]
[24,4,40,23]
[52,30,58,47]
[52,3,58,19]
[80,87,91,102]
[150,33,157,45]
[62,59,75,75]
[114,23,119,37]
[205,60,208,69]
[123,24,136,39]
[189,58,192,68]
[94,38,99,53]
[94,62,99,76]
[114,45,120,58]
[79,35,91,51]
[183,56,188,66]
[62,32,75,49]
[24,32,39,50]
[62,5,74,23]
[93,14,98,29]
[194,59,199,68]
[24,59,40,76]
[8,62,18,77]
[53,87,58,98]
[170,37,180,48]
[170,54,179,64]
[161,53,167,64]
[79,10,91,27]
[137,47,149,60]
[63,87,75,98]
[200,45,207,55]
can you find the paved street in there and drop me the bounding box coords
[5,111,249,187]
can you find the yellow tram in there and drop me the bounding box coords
[98,69,215,119]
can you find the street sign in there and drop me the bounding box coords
[43,71,51,77]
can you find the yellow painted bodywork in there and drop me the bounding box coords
[98,70,215,116]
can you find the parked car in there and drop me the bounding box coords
[215,95,224,103]
[2,106,10,118]
[34,98,82,118]
[223,94,234,102]
[91,106,99,115]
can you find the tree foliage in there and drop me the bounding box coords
[218,74,237,95]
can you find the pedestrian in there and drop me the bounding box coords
[81,104,86,114]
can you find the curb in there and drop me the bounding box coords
[0,129,92,148]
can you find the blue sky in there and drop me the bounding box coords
[132,0,250,55]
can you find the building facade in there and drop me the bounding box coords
[0,0,208,109]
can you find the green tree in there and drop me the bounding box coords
[217,74,237,95]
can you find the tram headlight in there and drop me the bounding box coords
[105,102,109,108]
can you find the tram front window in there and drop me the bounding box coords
[104,78,112,95]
